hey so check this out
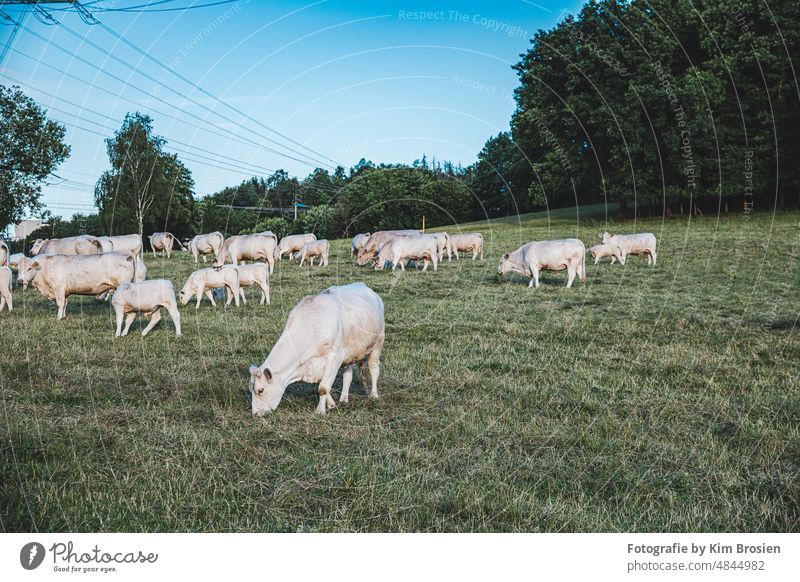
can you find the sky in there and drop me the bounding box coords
[0,0,583,218]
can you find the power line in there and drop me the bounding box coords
[52,7,341,169]
[4,23,332,171]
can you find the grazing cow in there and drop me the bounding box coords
[355,230,420,265]
[248,282,385,416]
[214,233,277,273]
[222,263,270,305]
[30,235,103,256]
[374,234,439,272]
[431,232,450,260]
[112,279,181,337]
[351,233,370,258]
[497,239,586,288]
[189,232,224,263]
[148,232,185,258]
[298,239,329,267]
[276,233,317,261]
[0,266,12,312]
[178,267,240,308]
[450,233,484,260]
[588,244,618,265]
[0,241,8,267]
[601,232,657,266]
[17,252,142,319]
[97,234,143,258]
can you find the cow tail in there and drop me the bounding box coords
[172,233,186,250]
[92,238,103,253]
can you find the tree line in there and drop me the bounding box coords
[3,0,798,246]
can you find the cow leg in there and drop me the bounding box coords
[299,254,305,267]
[166,303,182,336]
[166,248,171,259]
[315,361,340,415]
[529,268,540,289]
[619,252,627,266]
[114,305,125,336]
[610,255,617,264]
[205,289,216,307]
[594,255,600,265]
[367,347,381,400]
[472,248,478,260]
[432,255,438,271]
[141,309,162,336]
[122,312,137,336]
[56,290,67,320]
[339,364,356,404]
[650,250,657,266]
[239,288,247,305]
[566,265,576,288]
[259,281,270,305]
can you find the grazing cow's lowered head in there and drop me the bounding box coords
[248,365,285,416]
[496,252,516,277]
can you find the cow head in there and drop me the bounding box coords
[601,232,612,244]
[30,239,46,255]
[497,253,514,276]
[248,365,285,416]
[177,281,194,305]
[18,259,41,287]
[355,248,375,266]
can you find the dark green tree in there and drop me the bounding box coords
[0,85,70,231]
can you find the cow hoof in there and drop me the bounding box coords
[339,397,348,404]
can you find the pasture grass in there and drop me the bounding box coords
[1,208,799,532]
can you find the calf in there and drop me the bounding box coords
[601,232,657,266]
[276,233,317,261]
[178,267,241,308]
[497,239,586,288]
[298,239,329,267]
[112,279,181,337]
[450,233,484,260]
[374,234,439,271]
[588,244,618,265]
[223,263,270,305]
[248,282,385,415]
[189,232,224,263]
[0,266,12,312]
[17,252,141,319]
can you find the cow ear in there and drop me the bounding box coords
[263,368,272,382]
[31,261,40,269]
[503,253,510,260]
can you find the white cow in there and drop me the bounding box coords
[497,239,586,288]
[97,234,143,258]
[355,230,420,265]
[215,233,277,273]
[450,233,484,260]
[30,235,103,255]
[188,232,224,263]
[17,252,142,319]
[148,232,185,258]
[601,232,657,266]
[0,266,12,312]
[351,233,370,258]
[276,233,317,261]
[431,232,450,260]
[588,244,618,265]
[178,267,241,308]
[248,282,385,416]
[112,279,181,337]
[222,263,270,305]
[298,239,329,267]
[374,234,439,272]
[0,241,8,267]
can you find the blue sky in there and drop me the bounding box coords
[1,0,582,217]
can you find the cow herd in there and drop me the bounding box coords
[0,227,657,415]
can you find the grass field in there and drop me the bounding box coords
[1,207,799,532]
